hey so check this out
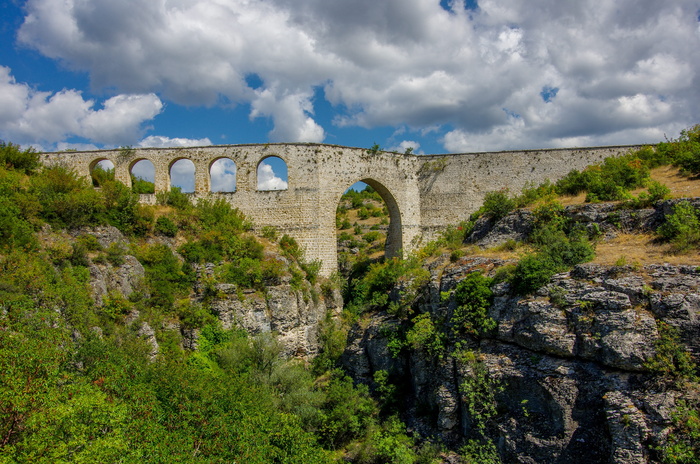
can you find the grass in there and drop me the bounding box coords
[592,234,700,266]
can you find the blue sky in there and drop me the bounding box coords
[1,0,699,163]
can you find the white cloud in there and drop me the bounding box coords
[257,162,288,190]
[250,89,325,142]
[387,140,422,154]
[170,159,195,192]
[138,135,212,148]
[0,66,162,146]
[13,0,700,150]
[210,158,237,192]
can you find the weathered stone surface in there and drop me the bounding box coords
[88,255,145,306]
[341,258,698,463]
[468,210,533,248]
[42,143,641,276]
[208,280,339,358]
[604,391,651,464]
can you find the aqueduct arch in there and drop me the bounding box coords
[39,143,641,275]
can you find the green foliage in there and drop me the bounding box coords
[554,152,650,202]
[318,370,377,448]
[363,230,382,243]
[154,215,178,237]
[659,124,700,176]
[659,398,700,464]
[481,189,515,221]
[134,243,194,309]
[460,438,501,464]
[449,272,495,337]
[456,349,503,442]
[312,312,348,374]
[106,242,126,266]
[346,256,426,315]
[91,164,114,186]
[261,225,278,240]
[156,186,191,210]
[406,313,444,356]
[644,321,697,381]
[367,143,382,155]
[279,234,303,261]
[0,141,40,174]
[100,178,153,236]
[508,203,595,295]
[658,201,700,253]
[130,175,155,194]
[30,165,105,229]
[218,256,284,290]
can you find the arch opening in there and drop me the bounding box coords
[170,158,195,193]
[257,156,288,191]
[90,159,115,187]
[336,179,402,275]
[130,159,155,193]
[210,157,237,193]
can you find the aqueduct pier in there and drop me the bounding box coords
[40,143,641,275]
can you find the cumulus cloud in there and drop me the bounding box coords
[210,158,237,192]
[170,159,195,192]
[0,66,162,147]
[138,135,213,148]
[387,140,422,154]
[257,163,288,190]
[14,0,700,151]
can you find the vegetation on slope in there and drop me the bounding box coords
[0,142,443,463]
[335,126,700,463]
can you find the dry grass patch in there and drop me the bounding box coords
[593,233,700,266]
[646,165,700,198]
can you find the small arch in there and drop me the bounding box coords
[210,157,237,193]
[129,159,155,194]
[170,158,195,193]
[89,158,115,187]
[257,156,288,191]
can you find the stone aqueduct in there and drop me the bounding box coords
[40,143,640,275]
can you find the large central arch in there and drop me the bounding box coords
[357,178,402,258]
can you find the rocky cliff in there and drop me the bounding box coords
[341,201,700,464]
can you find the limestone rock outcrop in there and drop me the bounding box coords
[341,257,699,463]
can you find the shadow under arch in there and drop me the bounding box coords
[89,158,115,187]
[348,178,403,259]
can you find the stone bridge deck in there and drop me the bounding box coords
[40,143,642,275]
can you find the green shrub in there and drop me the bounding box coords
[645,321,698,381]
[30,166,105,229]
[658,201,700,252]
[406,313,444,356]
[91,165,115,187]
[482,189,515,220]
[154,216,178,237]
[156,186,191,210]
[0,141,40,174]
[279,234,303,261]
[363,231,381,243]
[106,242,126,266]
[511,253,560,295]
[661,124,700,176]
[261,225,278,240]
[131,176,155,194]
[450,271,495,336]
[100,178,153,236]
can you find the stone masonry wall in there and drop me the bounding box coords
[40,143,642,275]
